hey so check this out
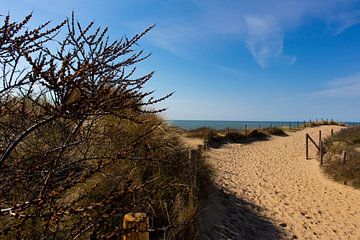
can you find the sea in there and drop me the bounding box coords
[168,120,360,130]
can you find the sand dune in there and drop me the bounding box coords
[200,126,360,239]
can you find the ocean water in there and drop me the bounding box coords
[169,120,303,130]
[168,120,359,130]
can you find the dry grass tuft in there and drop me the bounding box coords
[322,126,360,188]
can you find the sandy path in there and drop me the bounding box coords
[200,126,360,240]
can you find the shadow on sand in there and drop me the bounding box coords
[197,183,285,240]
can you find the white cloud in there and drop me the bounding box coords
[8,0,360,68]
[328,10,360,35]
[218,65,249,78]
[128,0,360,68]
[311,72,360,97]
[244,15,285,68]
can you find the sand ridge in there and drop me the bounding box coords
[201,126,360,239]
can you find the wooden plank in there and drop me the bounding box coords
[308,135,319,150]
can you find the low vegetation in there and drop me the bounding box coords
[184,127,286,148]
[322,126,360,188]
[306,120,346,127]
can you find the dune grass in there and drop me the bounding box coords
[307,120,346,127]
[184,127,286,148]
[0,113,210,239]
[322,126,360,188]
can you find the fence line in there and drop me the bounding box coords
[213,119,344,134]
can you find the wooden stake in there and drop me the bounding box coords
[320,140,324,165]
[319,130,322,152]
[306,133,309,160]
[341,151,347,165]
[331,129,334,136]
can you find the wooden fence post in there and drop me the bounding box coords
[320,140,324,165]
[341,151,347,165]
[204,140,208,150]
[244,125,247,135]
[289,122,292,130]
[122,213,149,240]
[306,133,309,160]
[319,130,322,152]
[227,127,230,135]
[331,129,334,136]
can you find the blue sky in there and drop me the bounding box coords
[3,0,360,121]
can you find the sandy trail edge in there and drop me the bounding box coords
[199,126,360,240]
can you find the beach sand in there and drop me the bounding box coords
[199,125,360,239]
